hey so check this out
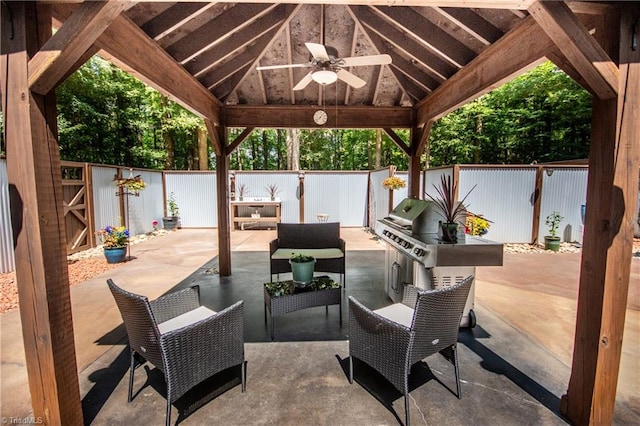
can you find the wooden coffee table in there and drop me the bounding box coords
[264,276,342,340]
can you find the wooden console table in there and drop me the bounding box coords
[230,198,281,230]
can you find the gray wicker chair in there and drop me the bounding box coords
[107,279,246,426]
[348,276,473,426]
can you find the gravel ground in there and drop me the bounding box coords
[0,230,169,315]
[1,234,638,315]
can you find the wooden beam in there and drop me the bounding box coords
[416,16,553,123]
[213,126,232,276]
[227,127,256,154]
[99,0,536,9]
[29,1,125,95]
[562,7,640,424]
[408,123,432,199]
[383,128,410,155]
[528,0,618,100]
[1,3,83,424]
[224,105,414,128]
[51,4,222,122]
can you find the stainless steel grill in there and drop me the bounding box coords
[376,198,504,327]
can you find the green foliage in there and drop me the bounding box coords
[167,192,180,217]
[17,58,589,171]
[428,62,591,166]
[545,211,564,237]
[56,56,206,170]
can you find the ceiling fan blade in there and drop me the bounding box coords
[305,42,330,61]
[336,69,366,89]
[256,63,310,71]
[340,54,392,67]
[293,71,314,91]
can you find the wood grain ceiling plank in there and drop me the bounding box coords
[134,1,534,9]
[353,6,455,80]
[141,3,209,39]
[50,5,223,121]
[389,65,430,102]
[528,1,618,100]
[29,1,126,95]
[375,6,476,67]
[125,2,175,26]
[166,3,274,63]
[434,7,503,45]
[187,4,296,77]
[366,30,439,91]
[213,63,254,101]
[200,29,279,90]
[156,3,232,48]
[416,16,554,123]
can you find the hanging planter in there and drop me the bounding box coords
[115,175,146,196]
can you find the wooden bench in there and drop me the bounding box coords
[269,222,346,286]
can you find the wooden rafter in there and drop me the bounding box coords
[375,6,475,68]
[353,6,455,81]
[432,7,503,46]
[51,4,223,121]
[29,1,126,95]
[416,16,554,123]
[528,1,618,100]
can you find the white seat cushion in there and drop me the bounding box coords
[157,306,217,334]
[373,303,415,328]
[271,248,344,260]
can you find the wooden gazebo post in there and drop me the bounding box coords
[551,7,639,424]
[1,3,83,424]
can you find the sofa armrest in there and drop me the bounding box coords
[269,239,279,255]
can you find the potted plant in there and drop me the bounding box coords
[466,213,491,237]
[425,174,476,243]
[163,192,180,230]
[289,253,316,286]
[266,183,279,201]
[237,184,248,201]
[544,211,563,251]
[97,225,129,263]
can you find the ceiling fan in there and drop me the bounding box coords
[256,42,391,90]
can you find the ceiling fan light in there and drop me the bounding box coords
[312,70,337,85]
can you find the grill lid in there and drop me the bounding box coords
[386,198,440,234]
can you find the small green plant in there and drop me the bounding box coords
[545,211,563,237]
[290,253,314,263]
[167,192,180,217]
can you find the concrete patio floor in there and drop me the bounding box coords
[1,228,638,424]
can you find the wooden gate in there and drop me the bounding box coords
[61,161,94,254]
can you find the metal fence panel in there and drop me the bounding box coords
[539,167,588,243]
[304,172,368,226]
[91,166,122,233]
[235,172,300,223]
[165,172,218,227]
[0,159,15,274]
[459,167,537,243]
[370,168,391,223]
[126,169,164,235]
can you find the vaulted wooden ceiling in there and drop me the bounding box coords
[48,1,612,129]
[125,2,525,108]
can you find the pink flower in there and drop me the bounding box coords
[152,220,159,226]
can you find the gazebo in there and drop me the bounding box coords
[1,1,638,424]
